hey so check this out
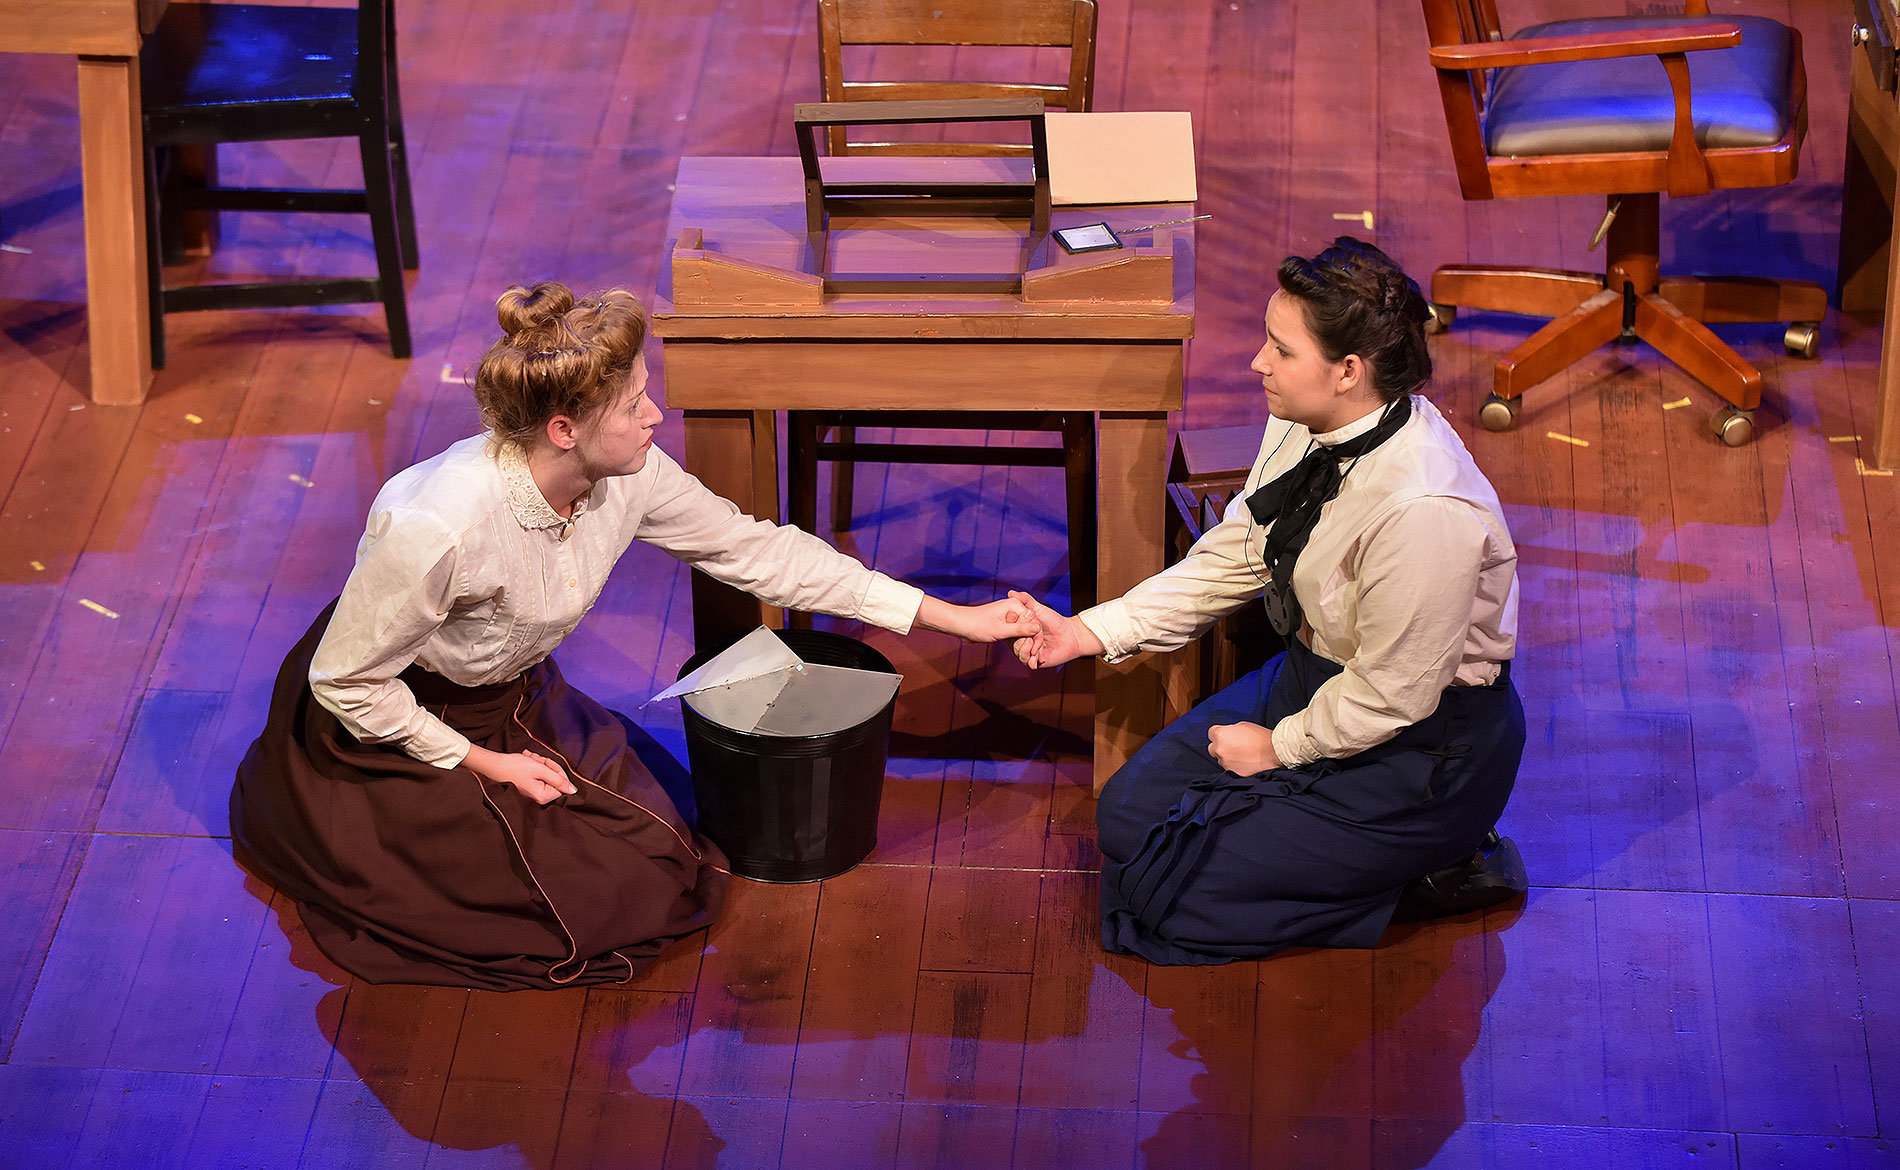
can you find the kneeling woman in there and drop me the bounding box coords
[1012,239,1523,965]
[234,282,1031,990]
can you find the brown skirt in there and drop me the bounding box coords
[231,604,729,990]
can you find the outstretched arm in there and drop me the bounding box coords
[915,594,1040,644]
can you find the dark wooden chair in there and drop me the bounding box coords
[1420,0,1825,446]
[788,0,1100,610]
[139,0,418,367]
[1160,424,1274,722]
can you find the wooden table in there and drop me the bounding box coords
[1841,30,1900,470]
[653,156,1195,790]
[0,0,161,405]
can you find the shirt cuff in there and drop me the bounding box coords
[858,573,925,635]
[405,723,473,770]
[1077,599,1142,663]
[1271,715,1320,768]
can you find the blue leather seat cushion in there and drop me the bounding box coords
[1484,14,1791,157]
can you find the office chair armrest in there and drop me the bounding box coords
[1426,22,1740,71]
[1431,22,1741,196]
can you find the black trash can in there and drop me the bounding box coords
[677,629,897,883]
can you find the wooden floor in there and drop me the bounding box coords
[1,0,1896,1166]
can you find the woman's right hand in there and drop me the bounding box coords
[463,745,577,805]
[1008,590,1104,669]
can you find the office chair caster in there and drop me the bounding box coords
[1424,302,1456,335]
[1478,393,1519,432]
[1783,322,1819,359]
[1710,405,1754,447]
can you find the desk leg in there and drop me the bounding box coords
[681,408,783,652]
[1880,193,1900,470]
[1840,52,1893,315]
[1093,411,1170,793]
[76,55,154,406]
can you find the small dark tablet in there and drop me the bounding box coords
[1054,222,1122,254]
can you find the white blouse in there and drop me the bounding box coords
[1079,396,1518,767]
[308,435,926,768]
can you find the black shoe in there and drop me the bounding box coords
[1393,831,1528,922]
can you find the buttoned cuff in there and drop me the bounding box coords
[406,723,473,770]
[859,573,926,635]
[1077,600,1142,663]
[1271,716,1320,768]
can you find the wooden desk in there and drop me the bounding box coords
[1842,37,1900,470]
[653,155,1194,790]
[0,0,161,405]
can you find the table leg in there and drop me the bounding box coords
[76,54,154,406]
[1840,52,1893,315]
[1093,411,1170,793]
[682,408,784,652]
[1880,189,1900,470]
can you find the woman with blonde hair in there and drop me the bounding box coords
[233,281,1032,990]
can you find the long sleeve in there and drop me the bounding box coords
[1075,490,1268,661]
[1270,496,1489,766]
[307,508,474,769]
[631,448,925,632]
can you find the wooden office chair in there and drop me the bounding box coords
[1420,0,1825,446]
[139,0,418,368]
[788,0,1100,608]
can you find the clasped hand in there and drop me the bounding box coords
[1206,721,1281,776]
[463,744,576,805]
[916,594,1042,643]
[1005,590,1104,669]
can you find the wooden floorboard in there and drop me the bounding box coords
[0,0,1894,1166]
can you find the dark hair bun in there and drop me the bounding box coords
[1276,236,1432,402]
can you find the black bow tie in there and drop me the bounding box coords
[1243,395,1413,637]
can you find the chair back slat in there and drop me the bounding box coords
[839,79,1072,103]
[820,0,1095,155]
[834,0,1082,46]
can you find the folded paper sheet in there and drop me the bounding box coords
[648,626,801,705]
[650,626,902,737]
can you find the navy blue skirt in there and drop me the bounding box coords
[1096,639,1524,965]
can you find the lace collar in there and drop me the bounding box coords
[495,439,587,533]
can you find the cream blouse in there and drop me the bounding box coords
[1079,396,1518,766]
[308,435,926,768]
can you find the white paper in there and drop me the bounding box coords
[646,626,802,705]
[749,662,902,737]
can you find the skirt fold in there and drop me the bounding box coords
[232,605,728,991]
[1097,640,1523,965]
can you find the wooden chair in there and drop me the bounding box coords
[139,0,418,367]
[1161,425,1274,723]
[788,0,1100,610]
[1420,0,1825,446]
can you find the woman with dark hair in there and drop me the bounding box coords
[233,281,1034,990]
[1010,238,1524,965]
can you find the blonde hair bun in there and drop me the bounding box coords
[472,281,650,448]
[496,281,577,343]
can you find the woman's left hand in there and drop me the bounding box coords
[916,595,1041,644]
[1207,721,1281,776]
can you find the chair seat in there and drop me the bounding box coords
[1484,14,1791,157]
[142,4,362,144]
